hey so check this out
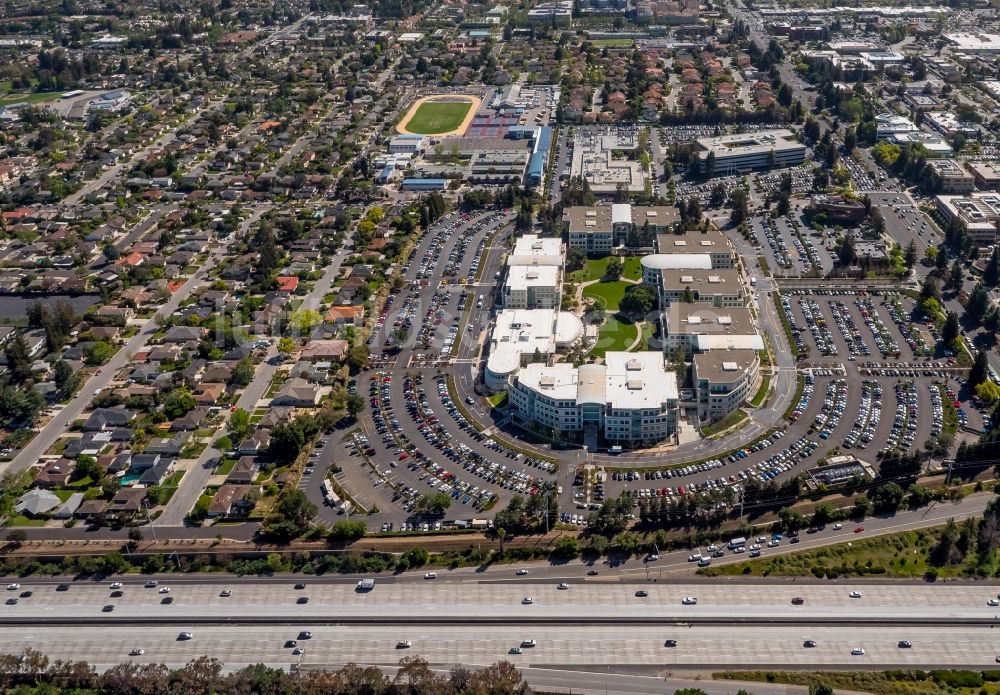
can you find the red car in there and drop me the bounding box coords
[854,526,864,533]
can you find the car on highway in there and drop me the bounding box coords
[832,523,843,530]
[19,591,31,598]
[509,647,522,654]
[989,599,999,607]
[521,596,534,604]
[144,580,158,588]
[396,641,411,649]
[129,649,144,656]
[6,584,18,591]
[791,597,805,605]
[558,583,569,590]
[284,640,297,648]
[851,647,865,655]
[110,582,123,590]
[424,572,437,579]
[520,639,536,648]
[664,640,677,647]
[158,587,170,593]
[898,640,912,648]
[687,554,702,562]
[294,583,306,589]
[587,570,599,576]
[292,647,304,655]
[681,596,697,605]
[220,590,232,597]
[854,526,865,533]
[177,632,192,641]
[516,569,529,576]
[4,598,16,605]
[299,631,312,639]
[297,597,309,604]
[101,604,114,612]
[803,640,816,648]
[161,597,173,604]
[56,584,70,592]
[849,591,863,598]
[635,590,649,598]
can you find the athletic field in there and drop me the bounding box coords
[402,99,474,135]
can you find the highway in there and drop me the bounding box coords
[6,623,1000,671]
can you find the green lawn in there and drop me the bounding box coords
[590,315,638,358]
[215,458,237,475]
[699,409,748,437]
[749,374,771,407]
[631,322,655,352]
[569,257,642,283]
[9,515,46,527]
[0,91,60,107]
[403,99,473,134]
[583,280,631,311]
[487,391,508,408]
[703,526,975,580]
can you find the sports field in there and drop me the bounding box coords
[399,96,478,136]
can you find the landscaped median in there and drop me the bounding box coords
[699,409,748,438]
[748,373,771,408]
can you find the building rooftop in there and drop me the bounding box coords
[516,361,580,401]
[604,351,678,410]
[660,266,744,292]
[694,349,759,384]
[506,264,560,291]
[694,129,801,158]
[487,309,558,378]
[640,253,713,271]
[656,228,730,254]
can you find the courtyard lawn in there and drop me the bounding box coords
[593,38,634,47]
[590,315,638,358]
[583,280,630,311]
[403,100,473,134]
[569,256,642,283]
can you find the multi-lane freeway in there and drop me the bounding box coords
[3,580,1000,675]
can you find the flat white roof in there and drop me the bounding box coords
[695,334,765,351]
[517,362,579,401]
[506,264,560,291]
[512,234,563,259]
[487,309,557,377]
[641,254,713,271]
[604,351,677,409]
[612,203,632,226]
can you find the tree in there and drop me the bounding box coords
[619,284,656,320]
[263,489,317,541]
[416,491,452,515]
[5,529,26,548]
[228,408,251,441]
[229,357,254,387]
[288,309,323,336]
[347,345,369,373]
[986,246,1000,287]
[977,380,1000,405]
[464,660,530,695]
[809,683,835,695]
[277,337,295,355]
[163,389,197,419]
[728,189,749,226]
[871,481,904,513]
[4,334,31,384]
[950,259,964,290]
[904,239,917,270]
[942,310,960,348]
[605,257,623,280]
[837,235,856,268]
[704,150,716,176]
[969,350,990,389]
[346,393,365,419]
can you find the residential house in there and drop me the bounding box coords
[108,487,147,514]
[226,456,260,484]
[14,489,61,516]
[208,484,255,517]
[82,408,134,432]
[193,382,227,404]
[270,377,322,407]
[145,433,190,457]
[138,458,175,486]
[34,460,75,488]
[236,428,270,456]
[300,339,348,361]
[171,406,210,431]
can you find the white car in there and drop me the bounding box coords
[849,591,863,599]
[832,523,843,530]
[158,587,170,594]
[129,648,144,656]
[5,584,18,591]
[220,590,232,597]
[682,596,697,605]
[557,583,569,590]
[687,554,702,562]
[522,597,534,604]
[516,569,529,576]
[424,572,437,580]
[989,599,999,607]
[706,545,718,552]
[110,582,123,590]
[851,647,865,656]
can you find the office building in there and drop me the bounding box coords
[693,129,806,175]
[693,349,760,422]
[926,159,975,194]
[661,304,762,357]
[935,193,1000,246]
[509,352,679,445]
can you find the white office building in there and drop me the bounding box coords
[694,129,806,175]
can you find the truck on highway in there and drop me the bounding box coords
[357,578,375,591]
[728,537,747,550]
